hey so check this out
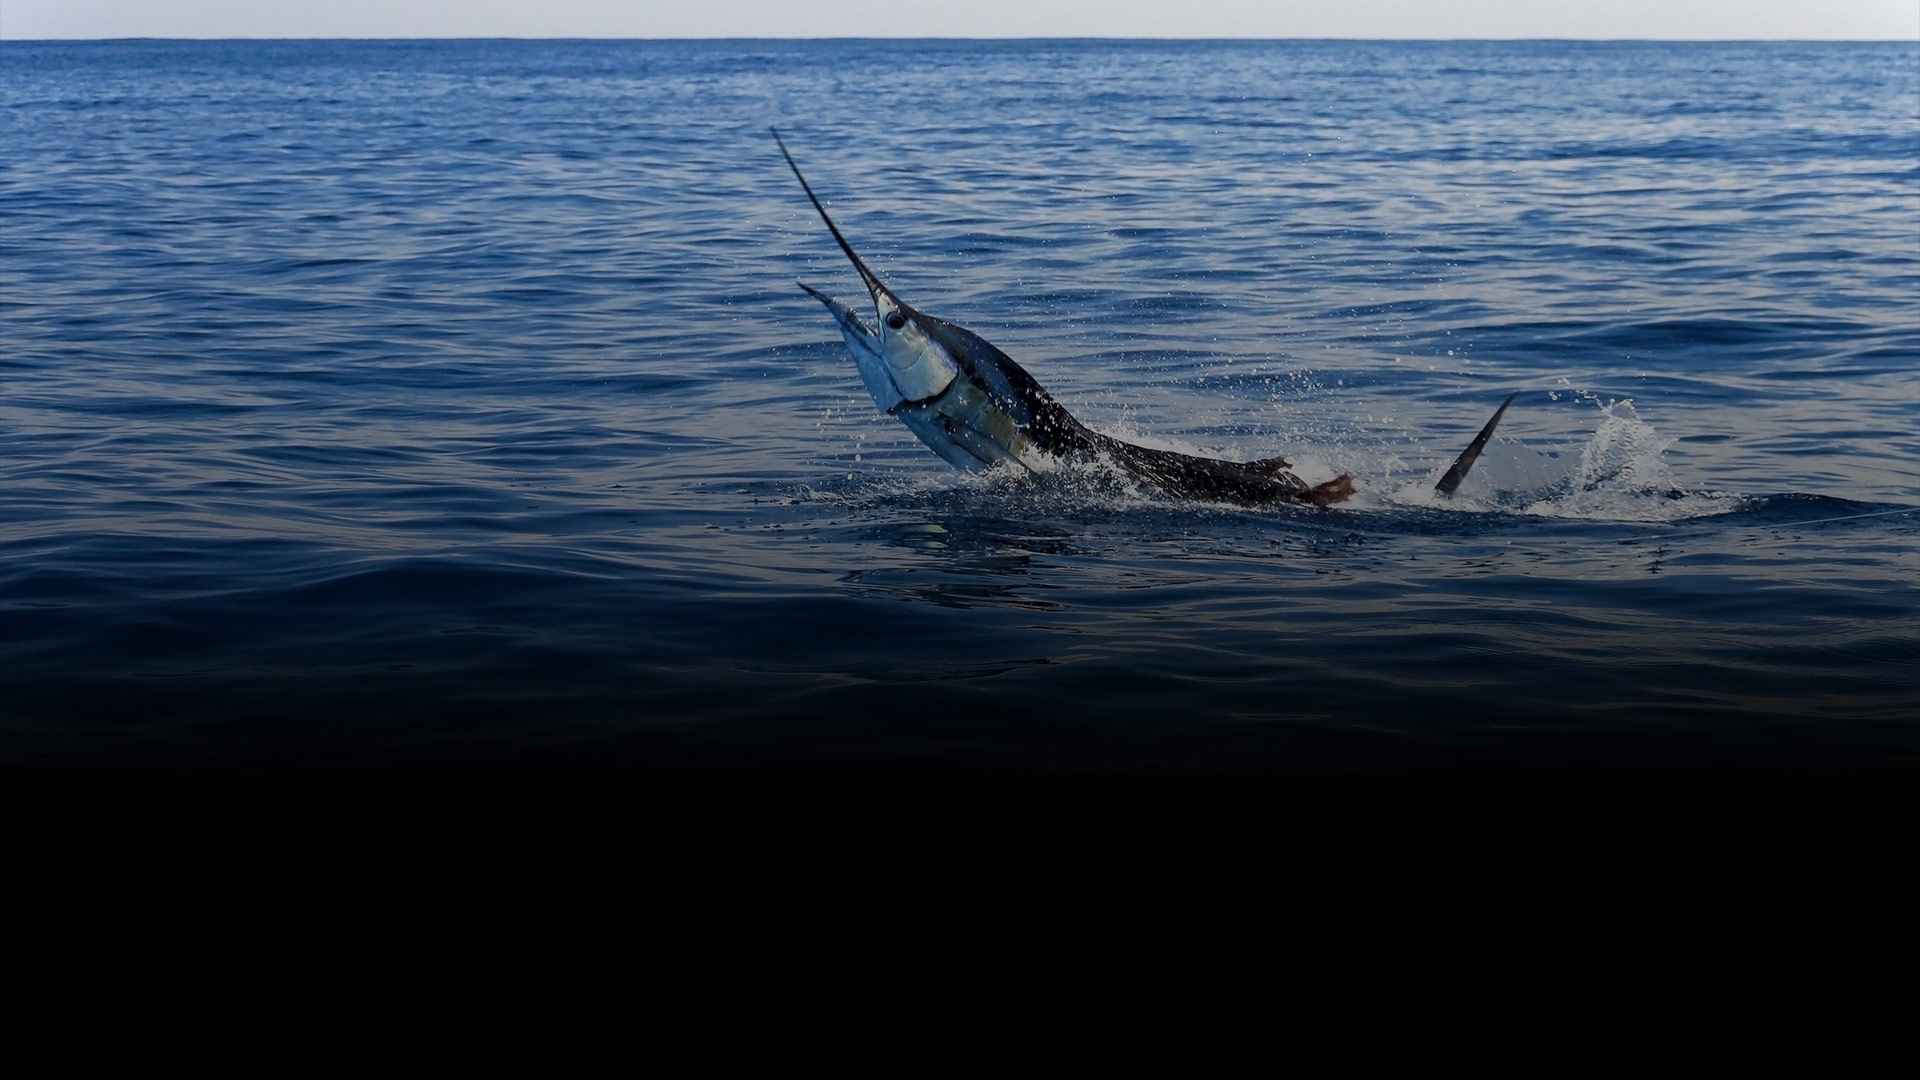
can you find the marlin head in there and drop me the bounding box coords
[774,129,959,406]
[798,280,906,414]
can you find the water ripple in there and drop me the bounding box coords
[2,39,1916,766]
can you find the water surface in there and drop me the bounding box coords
[2,40,1916,766]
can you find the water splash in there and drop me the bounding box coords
[1517,400,1738,521]
[812,389,1754,524]
[1252,391,1751,523]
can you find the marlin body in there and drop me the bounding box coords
[798,282,1349,505]
[776,131,1503,506]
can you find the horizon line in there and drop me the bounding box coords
[4,35,1918,44]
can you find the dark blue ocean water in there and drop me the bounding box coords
[2,39,1916,767]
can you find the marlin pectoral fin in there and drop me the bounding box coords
[1304,474,1357,506]
[1435,392,1519,496]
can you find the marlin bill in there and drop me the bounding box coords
[773,130,1511,506]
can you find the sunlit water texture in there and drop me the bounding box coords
[1,40,1916,767]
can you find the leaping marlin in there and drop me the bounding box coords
[774,130,1510,506]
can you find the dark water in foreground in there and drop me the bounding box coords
[2,39,1916,767]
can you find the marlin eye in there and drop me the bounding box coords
[885,312,907,330]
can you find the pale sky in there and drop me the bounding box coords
[2,0,1916,40]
